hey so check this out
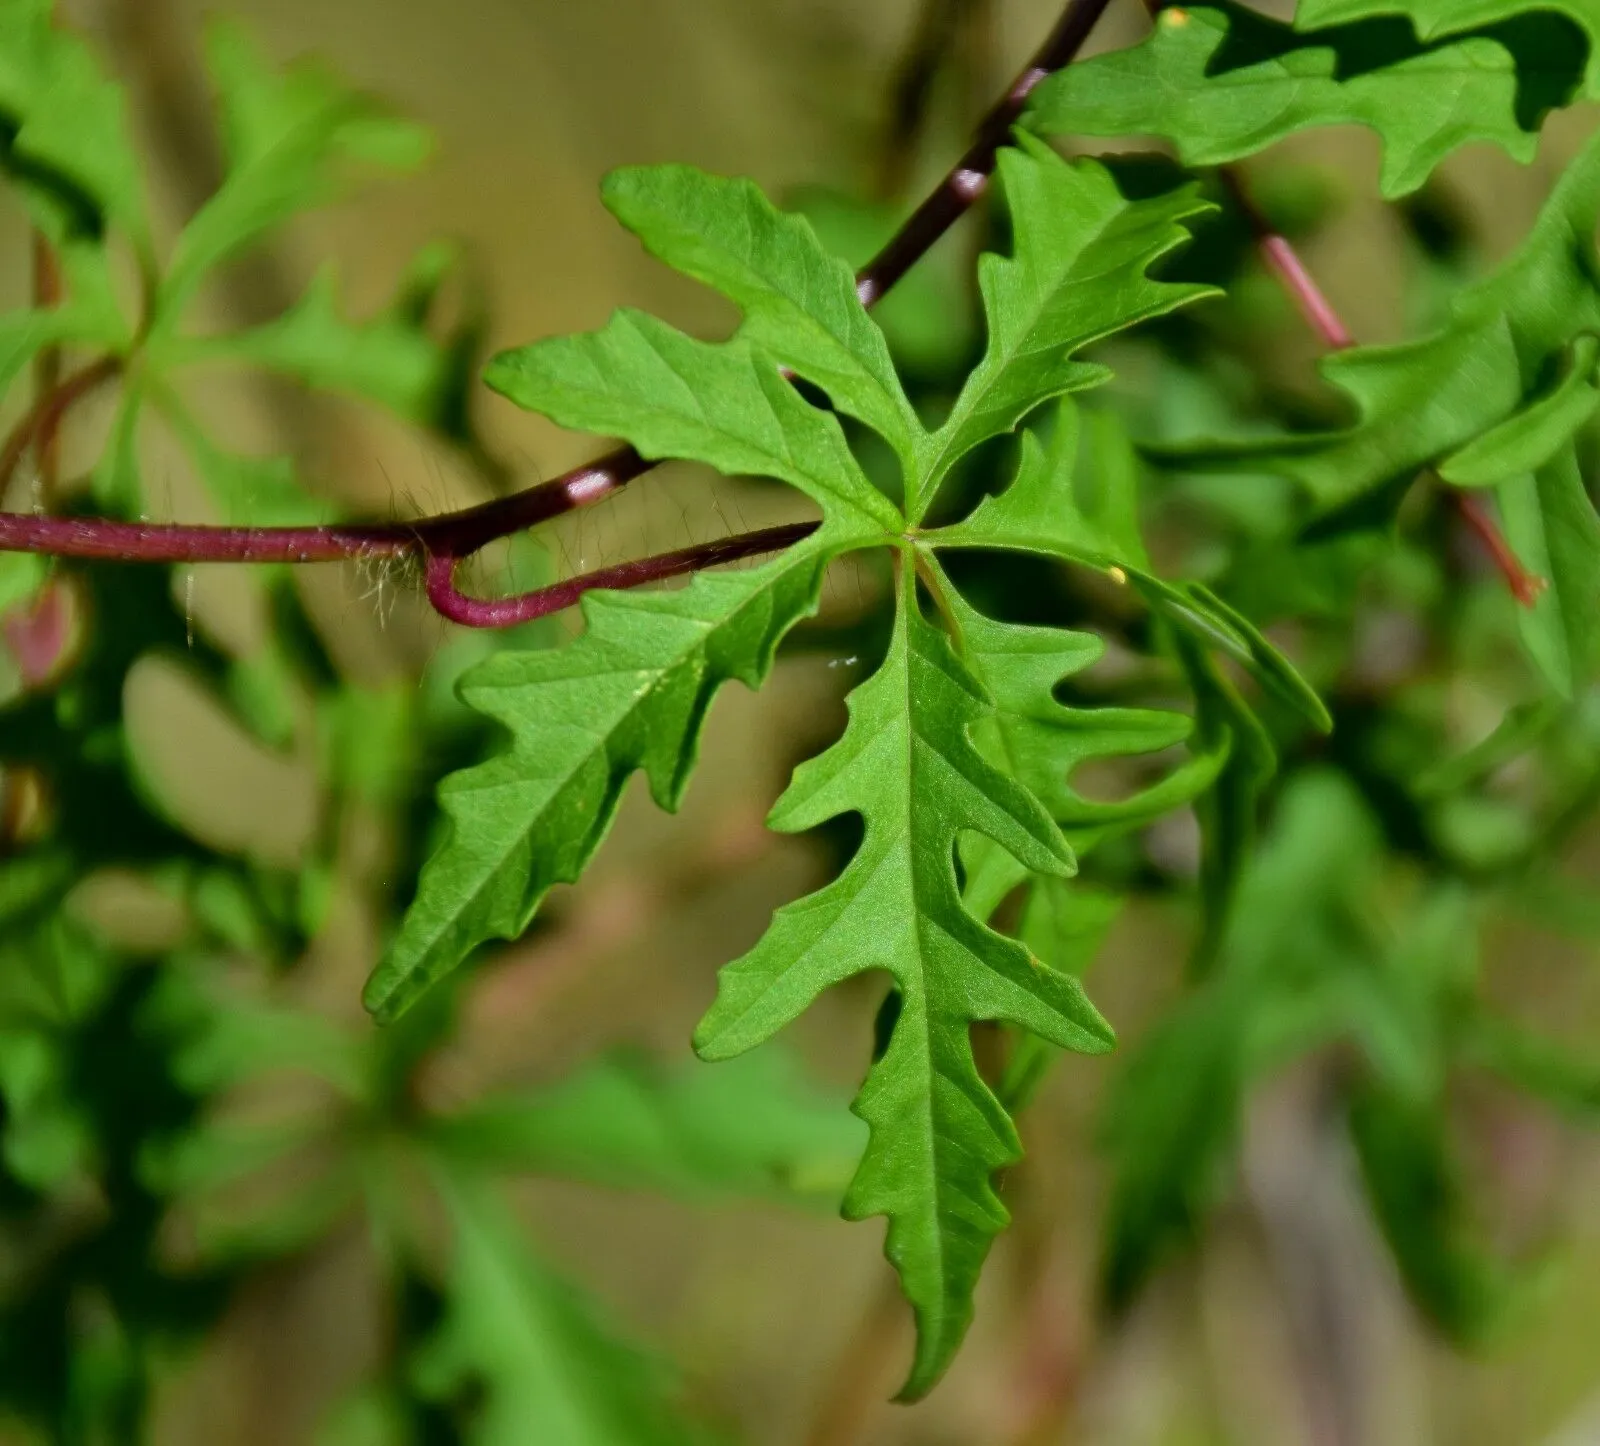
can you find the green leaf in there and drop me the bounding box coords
[385,158,1218,1394]
[601,163,921,475]
[791,186,978,373]
[1148,581,1332,734]
[414,1180,710,1446]
[1172,633,1276,977]
[1027,3,1555,198]
[0,299,124,404]
[91,380,146,513]
[941,575,1222,840]
[156,18,431,327]
[1074,405,1151,571]
[1296,0,1600,100]
[995,884,1123,1113]
[162,264,450,424]
[1439,333,1600,485]
[694,564,1112,1400]
[1349,1081,1528,1344]
[1463,1015,1600,1116]
[1152,128,1600,512]
[365,543,841,1023]
[0,0,150,247]
[1098,988,1242,1314]
[933,400,1126,568]
[159,396,325,526]
[1413,697,1564,798]
[937,402,1330,733]
[1495,444,1600,696]
[485,310,901,535]
[1097,771,1386,1308]
[430,1046,865,1205]
[919,134,1215,512]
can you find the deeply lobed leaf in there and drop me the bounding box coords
[1296,0,1600,99]
[365,545,841,1023]
[1027,2,1569,197]
[695,567,1113,1398]
[602,163,922,476]
[155,19,431,327]
[1152,128,1600,511]
[485,309,901,533]
[920,134,1216,511]
[382,142,1243,1395]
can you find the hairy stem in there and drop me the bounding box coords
[422,521,818,628]
[0,0,1117,625]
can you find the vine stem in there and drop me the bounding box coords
[422,522,817,627]
[0,0,1116,627]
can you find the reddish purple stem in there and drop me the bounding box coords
[0,0,1121,625]
[424,522,819,628]
[855,0,1116,306]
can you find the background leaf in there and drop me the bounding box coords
[1027,3,1560,198]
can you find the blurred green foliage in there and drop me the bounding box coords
[1,0,1600,1440]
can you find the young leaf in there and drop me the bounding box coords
[694,565,1113,1400]
[1026,3,1553,198]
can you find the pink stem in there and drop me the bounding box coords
[1220,170,1541,607]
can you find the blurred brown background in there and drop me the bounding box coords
[11,1,1600,1442]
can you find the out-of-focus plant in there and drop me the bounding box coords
[1,0,1600,1437]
